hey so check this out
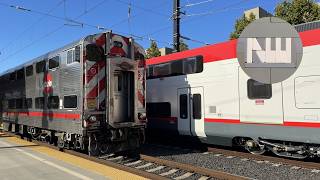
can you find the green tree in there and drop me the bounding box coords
[179,39,189,51]
[146,41,161,59]
[275,0,320,25]
[229,13,256,40]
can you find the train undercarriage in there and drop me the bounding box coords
[2,122,145,156]
[234,137,320,159]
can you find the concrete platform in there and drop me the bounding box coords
[0,133,145,180]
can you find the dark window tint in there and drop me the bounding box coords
[49,56,60,69]
[153,63,170,77]
[26,65,33,76]
[146,102,171,117]
[64,95,77,108]
[17,69,24,80]
[67,49,74,64]
[24,98,32,109]
[8,99,15,109]
[16,98,23,109]
[147,55,203,79]
[183,56,203,74]
[193,94,201,119]
[36,60,46,73]
[35,97,45,109]
[48,96,59,109]
[247,79,272,99]
[180,94,188,119]
[9,72,16,81]
[75,46,81,62]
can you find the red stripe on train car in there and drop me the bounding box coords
[5,112,80,120]
[86,61,106,83]
[204,118,320,128]
[146,28,320,66]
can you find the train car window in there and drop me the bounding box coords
[26,65,33,76]
[153,63,170,77]
[171,60,183,75]
[192,94,202,119]
[48,96,59,109]
[64,95,77,108]
[247,79,272,99]
[183,56,203,74]
[8,99,15,109]
[35,97,45,109]
[23,98,32,109]
[147,55,203,79]
[75,46,81,62]
[36,60,46,73]
[16,68,24,80]
[180,94,188,119]
[9,72,16,81]
[67,49,74,64]
[16,98,23,109]
[146,102,171,117]
[49,56,60,69]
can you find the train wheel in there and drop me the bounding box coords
[88,134,99,156]
[244,140,266,155]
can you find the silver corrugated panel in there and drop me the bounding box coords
[295,20,320,32]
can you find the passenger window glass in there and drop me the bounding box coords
[35,97,45,109]
[179,94,188,119]
[9,72,16,81]
[193,94,201,119]
[153,63,170,77]
[64,95,77,108]
[26,65,33,76]
[49,56,60,69]
[8,99,15,109]
[247,79,272,99]
[48,96,59,109]
[146,102,171,117]
[75,46,81,62]
[17,69,24,80]
[16,98,23,109]
[36,60,46,73]
[67,49,74,64]
[24,98,32,109]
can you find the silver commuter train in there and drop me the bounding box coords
[0,32,147,156]
[146,21,320,159]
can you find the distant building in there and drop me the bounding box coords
[244,7,272,19]
[159,47,173,56]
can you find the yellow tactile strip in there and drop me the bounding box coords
[4,135,147,180]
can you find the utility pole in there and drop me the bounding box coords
[173,0,180,52]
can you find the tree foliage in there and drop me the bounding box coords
[179,39,189,52]
[275,0,320,25]
[229,13,256,40]
[146,41,161,59]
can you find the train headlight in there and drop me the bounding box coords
[138,113,147,121]
[89,116,97,122]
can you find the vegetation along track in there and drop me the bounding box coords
[2,131,248,180]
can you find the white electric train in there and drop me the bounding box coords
[146,20,320,159]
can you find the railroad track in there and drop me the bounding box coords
[2,131,249,180]
[145,141,320,172]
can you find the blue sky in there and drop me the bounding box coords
[0,0,315,73]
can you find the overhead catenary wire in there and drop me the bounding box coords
[0,0,65,55]
[0,0,111,65]
[183,0,215,7]
[0,0,172,65]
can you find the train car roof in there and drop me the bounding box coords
[147,20,320,66]
[0,38,83,76]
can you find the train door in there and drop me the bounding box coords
[238,69,283,124]
[177,87,206,137]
